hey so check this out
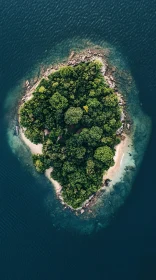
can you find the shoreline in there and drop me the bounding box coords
[20,129,63,196]
[103,134,132,187]
[18,47,132,212]
[20,129,43,155]
[45,167,62,195]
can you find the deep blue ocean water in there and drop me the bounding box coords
[1,0,156,279]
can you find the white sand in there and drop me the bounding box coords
[103,134,135,187]
[45,167,62,195]
[20,130,62,195]
[20,129,43,154]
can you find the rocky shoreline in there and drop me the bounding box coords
[18,47,132,214]
[20,48,132,134]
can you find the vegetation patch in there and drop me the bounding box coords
[20,61,122,208]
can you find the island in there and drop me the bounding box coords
[19,48,129,210]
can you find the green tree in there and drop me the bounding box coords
[60,66,76,78]
[50,92,68,111]
[86,159,95,175]
[38,86,46,93]
[25,128,44,144]
[32,155,50,173]
[87,98,101,109]
[94,146,114,166]
[70,146,86,159]
[62,162,76,174]
[103,94,118,107]
[89,126,103,142]
[64,107,83,125]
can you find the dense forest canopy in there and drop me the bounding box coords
[20,61,122,208]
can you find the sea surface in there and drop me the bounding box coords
[1,0,156,279]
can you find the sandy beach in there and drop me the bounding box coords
[103,135,128,181]
[20,129,43,154]
[20,130,62,195]
[45,167,62,195]
[103,134,134,188]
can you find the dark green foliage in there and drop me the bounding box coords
[32,155,51,173]
[64,107,83,125]
[20,61,121,208]
[94,146,114,167]
[49,92,68,111]
[25,128,44,144]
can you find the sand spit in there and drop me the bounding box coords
[20,131,63,197]
[20,129,43,155]
[45,167,62,195]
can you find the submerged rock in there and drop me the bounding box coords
[104,179,111,187]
